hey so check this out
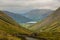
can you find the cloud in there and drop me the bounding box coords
[0,0,60,13]
[57,0,60,2]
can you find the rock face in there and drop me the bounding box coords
[29,8,60,32]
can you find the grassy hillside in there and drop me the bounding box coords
[0,11,35,40]
[29,8,60,32]
[0,30,25,40]
[29,8,60,40]
[38,8,60,32]
[0,11,33,35]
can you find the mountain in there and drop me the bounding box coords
[0,11,33,36]
[3,11,33,23]
[22,9,53,21]
[0,11,43,40]
[28,8,60,40]
[29,8,60,32]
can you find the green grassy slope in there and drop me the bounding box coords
[29,8,60,32]
[0,11,34,40]
[0,11,33,35]
[0,30,23,40]
[28,8,60,40]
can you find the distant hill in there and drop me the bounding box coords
[22,9,53,21]
[3,11,33,23]
[29,8,60,32]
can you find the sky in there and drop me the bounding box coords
[0,0,60,14]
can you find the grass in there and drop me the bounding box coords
[0,30,25,40]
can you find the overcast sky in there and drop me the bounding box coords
[0,0,60,13]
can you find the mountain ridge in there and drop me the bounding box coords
[3,11,33,23]
[22,9,53,21]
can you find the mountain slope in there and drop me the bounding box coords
[29,8,60,32]
[22,9,53,21]
[3,11,33,23]
[28,8,60,40]
[0,11,33,35]
[0,11,50,40]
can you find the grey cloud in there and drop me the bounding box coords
[0,0,60,11]
[57,0,60,1]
